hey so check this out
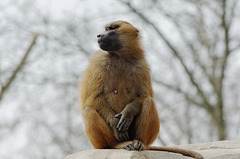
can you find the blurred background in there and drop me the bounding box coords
[0,0,240,159]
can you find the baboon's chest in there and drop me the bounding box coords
[103,64,139,113]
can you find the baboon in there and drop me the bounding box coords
[79,21,204,159]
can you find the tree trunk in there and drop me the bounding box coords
[212,102,226,140]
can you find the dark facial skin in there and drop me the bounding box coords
[97,26,122,51]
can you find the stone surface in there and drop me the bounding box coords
[65,140,240,159]
[65,150,187,159]
[177,139,240,159]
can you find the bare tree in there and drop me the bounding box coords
[0,1,92,159]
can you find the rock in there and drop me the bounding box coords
[65,149,188,159]
[177,139,240,159]
[65,140,240,159]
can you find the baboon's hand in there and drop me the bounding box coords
[111,117,129,141]
[115,113,133,132]
[113,128,129,141]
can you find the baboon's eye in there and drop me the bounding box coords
[105,25,119,31]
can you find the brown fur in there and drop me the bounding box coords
[79,21,204,159]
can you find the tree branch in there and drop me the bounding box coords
[154,79,214,113]
[219,0,231,97]
[230,43,240,53]
[0,34,39,101]
[159,8,219,97]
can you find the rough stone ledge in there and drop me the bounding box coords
[65,140,240,159]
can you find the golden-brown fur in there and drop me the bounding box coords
[79,21,204,159]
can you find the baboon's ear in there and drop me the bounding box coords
[136,29,139,36]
